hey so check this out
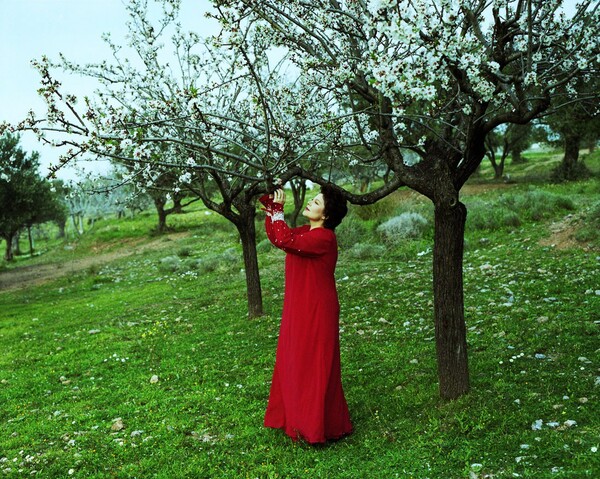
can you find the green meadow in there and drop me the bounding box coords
[1,152,599,478]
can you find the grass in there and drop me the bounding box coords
[0,154,599,478]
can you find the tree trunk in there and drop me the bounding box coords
[4,233,14,261]
[433,202,470,400]
[511,147,526,164]
[154,197,168,233]
[235,209,264,318]
[13,233,22,256]
[57,219,66,239]
[27,225,34,255]
[562,133,580,174]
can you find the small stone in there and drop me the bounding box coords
[111,418,124,432]
[88,329,101,335]
[150,375,159,384]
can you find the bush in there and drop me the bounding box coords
[574,201,600,243]
[256,238,273,253]
[467,203,522,231]
[499,189,575,221]
[353,195,400,221]
[346,243,386,259]
[336,214,371,249]
[159,255,182,272]
[177,247,193,257]
[466,189,575,231]
[377,212,429,243]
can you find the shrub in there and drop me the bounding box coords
[346,243,386,259]
[377,212,429,243]
[353,195,400,221]
[574,201,600,243]
[256,238,273,253]
[177,247,193,257]
[159,255,181,272]
[336,214,371,249]
[467,189,575,231]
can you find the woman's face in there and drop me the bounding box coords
[302,193,326,222]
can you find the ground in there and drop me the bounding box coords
[0,232,190,292]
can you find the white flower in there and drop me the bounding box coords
[120,138,133,150]
[179,172,192,184]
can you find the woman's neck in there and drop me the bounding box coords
[309,219,324,230]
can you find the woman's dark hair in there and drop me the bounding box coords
[321,184,348,230]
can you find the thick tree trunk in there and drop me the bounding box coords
[562,133,581,173]
[511,147,526,164]
[154,197,168,233]
[433,202,470,400]
[235,210,264,318]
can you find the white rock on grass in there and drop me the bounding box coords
[150,375,159,384]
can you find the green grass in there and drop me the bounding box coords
[0,168,599,477]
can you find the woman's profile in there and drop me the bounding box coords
[260,184,353,444]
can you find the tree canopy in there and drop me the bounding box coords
[0,133,66,260]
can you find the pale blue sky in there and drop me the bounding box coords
[0,0,217,179]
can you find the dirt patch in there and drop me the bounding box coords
[539,213,594,251]
[0,232,190,293]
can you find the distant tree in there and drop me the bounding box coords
[546,77,599,181]
[0,133,64,260]
[485,123,536,179]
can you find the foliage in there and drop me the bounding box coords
[465,189,576,231]
[575,200,600,243]
[0,133,66,259]
[335,214,372,250]
[377,213,430,243]
[345,243,386,260]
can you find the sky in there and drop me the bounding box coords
[0,0,218,180]
[0,0,580,181]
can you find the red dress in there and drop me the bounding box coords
[262,197,352,443]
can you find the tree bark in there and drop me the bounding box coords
[433,202,470,400]
[235,209,264,318]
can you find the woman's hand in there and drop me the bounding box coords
[273,189,286,206]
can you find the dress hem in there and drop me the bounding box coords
[265,424,353,445]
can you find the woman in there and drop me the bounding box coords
[260,184,353,444]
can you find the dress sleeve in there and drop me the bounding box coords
[266,215,333,257]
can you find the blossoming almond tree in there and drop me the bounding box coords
[213,0,599,398]
[1,0,396,317]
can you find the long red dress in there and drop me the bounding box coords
[262,199,353,443]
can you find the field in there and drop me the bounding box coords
[0,151,599,478]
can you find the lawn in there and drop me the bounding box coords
[0,156,599,478]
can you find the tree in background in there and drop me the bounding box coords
[546,76,599,181]
[484,123,536,179]
[0,133,65,260]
